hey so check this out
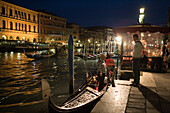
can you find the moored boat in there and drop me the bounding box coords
[42,78,108,113]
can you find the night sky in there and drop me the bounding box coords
[6,0,170,28]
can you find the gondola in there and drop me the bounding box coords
[42,78,108,113]
[24,49,55,59]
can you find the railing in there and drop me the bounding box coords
[120,56,167,72]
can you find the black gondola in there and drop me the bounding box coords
[49,85,108,113]
[42,78,108,113]
[24,49,55,59]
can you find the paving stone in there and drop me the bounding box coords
[146,100,161,109]
[159,99,170,113]
[146,100,161,111]
[126,107,146,113]
[130,90,143,95]
[129,94,145,99]
[146,108,161,113]
[128,98,145,103]
[157,91,170,97]
[127,101,145,109]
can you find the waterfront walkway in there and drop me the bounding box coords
[91,70,170,113]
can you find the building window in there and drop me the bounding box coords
[15,23,17,30]
[10,36,14,40]
[10,22,13,30]
[33,15,36,21]
[19,23,20,30]
[15,10,17,18]
[21,12,23,18]
[2,20,5,29]
[2,35,7,40]
[34,26,36,32]
[25,24,27,32]
[29,25,31,32]
[9,9,13,16]
[28,14,30,20]
[22,24,23,30]
[2,7,5,15]
[33,38,36,42]
[24,13,27,19]
[16,36,20,40]
[18,11,21,18]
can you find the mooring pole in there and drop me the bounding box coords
[68,35,74,94]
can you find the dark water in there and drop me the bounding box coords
[0,51,98,113]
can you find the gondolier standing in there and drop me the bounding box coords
[132,34,144,87]
[97,54,107,91]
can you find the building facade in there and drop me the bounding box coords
[0,0,38,42]
[66,23,80,47]
[37,10,66,46]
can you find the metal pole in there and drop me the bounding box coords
[68,35,74,94]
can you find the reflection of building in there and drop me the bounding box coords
[0,0,38,42]
[37,10,66,46]
[114,24,170,57]
[66,23,80,46]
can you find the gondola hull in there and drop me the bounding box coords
[25,53,54,59]
[49,84,108,113]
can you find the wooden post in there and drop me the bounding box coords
[68,35,74,94]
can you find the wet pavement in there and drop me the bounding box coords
[91,70,170,113]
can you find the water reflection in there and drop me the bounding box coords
[0,52,98,112]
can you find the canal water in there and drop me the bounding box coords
[0,51,99,113]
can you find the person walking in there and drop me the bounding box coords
[131,34,144,87]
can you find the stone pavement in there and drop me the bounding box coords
[91,71,170,113]
[91,80,131,113]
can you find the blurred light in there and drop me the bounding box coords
[115,36,122,42]
[141,33,144,37]
[140,8,145,13]
[148,34,151,36]
[88,39,90,43]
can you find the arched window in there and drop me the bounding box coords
[15,23,17,30]
[2,7,5,15]
[10,36,14,40]
[29,25,31,32]
[10,22,13,30]
[2,20,5,29]
[33,38,36,42]
[19,23,20,30]
[2,35,7,40]
[22,24,24,30]
[16,36,20,40]
[34,26,36,32]
[22,37,26,41]
[9,9,13,16]
[25,24,27,32]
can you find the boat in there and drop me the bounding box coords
[24,50,55,59]
[42,77,108,113]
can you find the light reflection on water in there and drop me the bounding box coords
[0,52,98,112]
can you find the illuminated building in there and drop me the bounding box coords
[66,23,80,47]
[37,10,66,46]
[0,0,38,42]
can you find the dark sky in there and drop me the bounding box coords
[6,0,170,28]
